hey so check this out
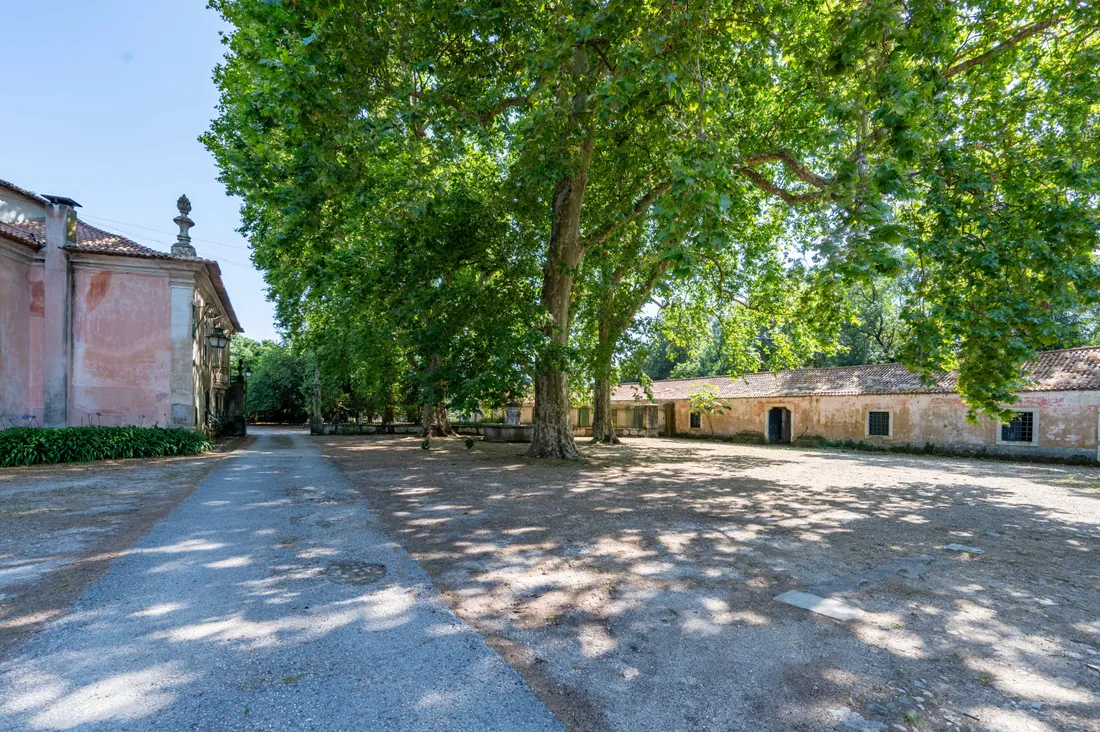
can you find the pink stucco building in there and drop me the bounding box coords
[0,179,241,430]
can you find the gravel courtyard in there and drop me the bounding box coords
[320,436,1100,732]
[0,446,240,658]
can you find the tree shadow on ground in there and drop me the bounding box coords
[0,431,556,731]
[321,434,1100,732]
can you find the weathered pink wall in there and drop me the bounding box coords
[0,255,33,422]
[27,266,44,416]
[70,268,172,427]
[647,391,1099,458]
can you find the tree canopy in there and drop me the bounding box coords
[206,0,1100,455]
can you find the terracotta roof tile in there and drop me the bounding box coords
[70,220,174,258]
[613,347,1100,401]
[0,220,43,249]
[0,219,170,258]
[0,218,243,332]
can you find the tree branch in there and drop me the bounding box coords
[944,14,1063,78]
[743,150,835,188]
[697,251,763,313]
[582,180,672,249]
[477,96,530,125]
[736,165,827,205]
[409,92,529,127]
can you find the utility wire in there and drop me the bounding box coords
[80,215,255,269]
[81,213,252,251]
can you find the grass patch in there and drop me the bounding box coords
[0,426,211,467]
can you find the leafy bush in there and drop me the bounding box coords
[0,427,211,468]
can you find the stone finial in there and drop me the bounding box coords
[171,194,197,258]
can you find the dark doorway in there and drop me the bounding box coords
[767,407,791,444]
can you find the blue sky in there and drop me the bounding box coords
[0,1,278,341]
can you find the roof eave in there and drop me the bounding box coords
[203,260,243,333]
[0,231,42,251]
[0,179,50,206]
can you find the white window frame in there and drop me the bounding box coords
[865,408,894,439]
[995,408,1039,447]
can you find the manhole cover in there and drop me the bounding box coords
[324,561,386,585]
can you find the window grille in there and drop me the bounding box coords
[1001,411,1035,443]
[690,411,701,429]
[868,411,890,437]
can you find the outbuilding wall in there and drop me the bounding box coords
[656,391,1099,460]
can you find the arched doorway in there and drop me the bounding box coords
[767,407,791,444]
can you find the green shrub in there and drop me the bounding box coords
[0,426,211,468]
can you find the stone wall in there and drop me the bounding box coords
[661,391,1100,460]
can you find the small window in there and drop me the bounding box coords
[690,411,701,429]
[868,411,890,437]
[611,408,618,426]
[633,407,645,429]
[576,407,590,427]
[1001,411,1035,443]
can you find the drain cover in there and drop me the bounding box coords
[324,561,386,585]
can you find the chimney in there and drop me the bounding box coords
[172,194,197,257]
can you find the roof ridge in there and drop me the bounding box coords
[622,361,912,387]
[635,347,1100,387]
[74,219,167,256]
[0,179,49,205]
[618,347,1100,400]
[1032,344,1100,355]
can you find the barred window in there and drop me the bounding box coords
[868,411,890,437]
[690,411,701,429]
[633,407,645,429]
[1001,411,1035,443]
[576,407,590,427]
[611,408,618,426]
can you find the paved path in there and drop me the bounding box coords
[0,428,564,732]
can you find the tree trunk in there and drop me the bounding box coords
[526,137,594,461]
[528,369,581,459]
[591,318,619,444]
[591,374,619,444]
[420,403,454,437]
[309,362,322,435]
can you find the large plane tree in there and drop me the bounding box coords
[207,0,1099,458]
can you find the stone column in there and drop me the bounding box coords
[169,275,196,427]
[42,204,74,427]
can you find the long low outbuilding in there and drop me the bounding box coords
[565,347,1100,461]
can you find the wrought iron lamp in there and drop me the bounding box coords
[206,326,229,350]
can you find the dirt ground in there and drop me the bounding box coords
[0,438,250,658]
[319,435,1100,732]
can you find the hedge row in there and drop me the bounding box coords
[0,426,211,468]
